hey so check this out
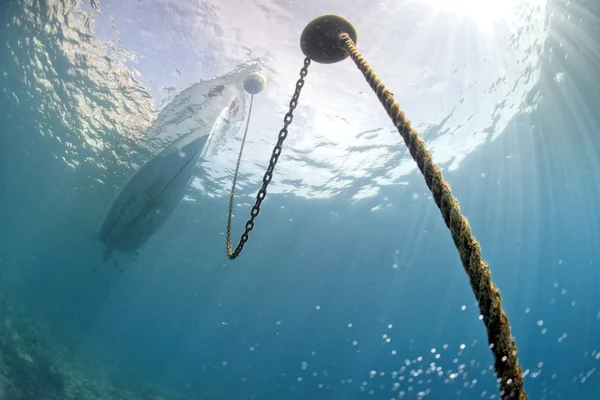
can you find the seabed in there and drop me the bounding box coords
[0,291,191,400]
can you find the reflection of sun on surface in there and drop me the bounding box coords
[418,0,523,30]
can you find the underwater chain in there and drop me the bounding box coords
[226,59,309,259]
[225,15,526,400]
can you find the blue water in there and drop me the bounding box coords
[1,0,599,399]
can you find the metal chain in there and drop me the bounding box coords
[226,57,311,260]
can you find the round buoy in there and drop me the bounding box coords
[300,14,357,64]
[243,72,266,95]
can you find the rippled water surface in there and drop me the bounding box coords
[1,0,599,399]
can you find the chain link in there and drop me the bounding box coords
[226,57,311,259]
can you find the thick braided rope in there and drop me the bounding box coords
[338,33,526,400]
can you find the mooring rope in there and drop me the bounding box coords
[337,32,526,399]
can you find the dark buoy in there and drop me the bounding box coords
[243,72,266,95]
[300,14,357,64]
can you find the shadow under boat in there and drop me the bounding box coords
[97,136,207,261]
